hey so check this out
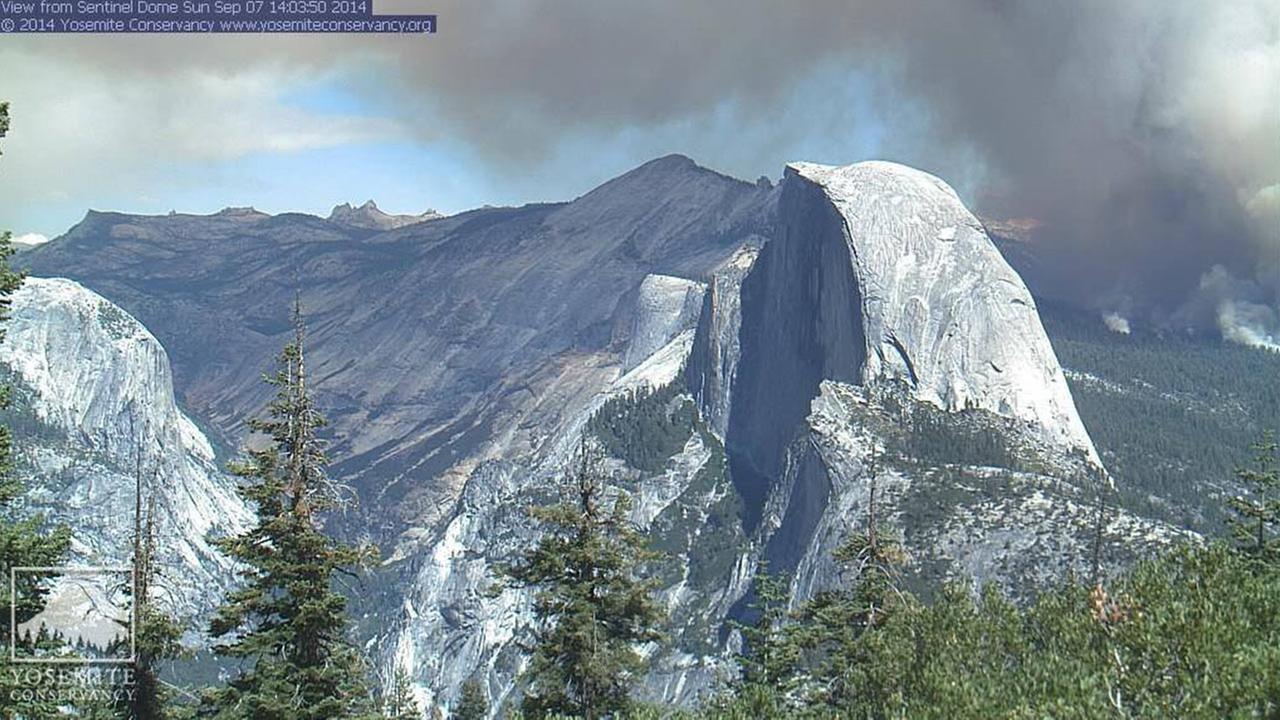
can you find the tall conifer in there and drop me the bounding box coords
[202,300,376,719]
[499,441,663,720]
[1228,429,1280,562]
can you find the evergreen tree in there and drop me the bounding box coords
[789,454,911,709]
[499,441,663,720]
[108,446,189,719]
[380,667,422,720]
[734,564,798,696]
[453,679,487,720]
[0,100,73,720]
[1227,429,1280,562]
[707,565,799,718]
[201,301,377,720]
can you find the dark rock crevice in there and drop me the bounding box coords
[718,171,865,533]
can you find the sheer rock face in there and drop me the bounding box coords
[0,278,251,626]
[697,160,1109,599]
[685,244,760,438]
[699,161,1098,561]
[784,161,1097,462]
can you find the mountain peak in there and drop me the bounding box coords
[641,153,698,170]
[625,153,728,181]
[327,200,441,230]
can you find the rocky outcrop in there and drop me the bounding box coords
[772,381,1184,606]
[623,275,704,372]
[784,162,1096,460]
[328,200,442,230]
[0,277,251,627]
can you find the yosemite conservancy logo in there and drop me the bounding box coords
[8,567,139,703]
[10,566,136,664]
[7,665,139,705]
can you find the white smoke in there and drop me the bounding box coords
[1102,312,1131,335]
[1185,265,1280,352]
[1217,299,1280,352]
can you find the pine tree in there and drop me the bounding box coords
[380,667,422,720]
[201,300,378,719]
[0,100,73,720]
[498,441,663,720]
[706,564,800,717]
[109,442,189,719]
[453,679,487,720]
[1227,429,1280,562]
[790,451,910,709]
[734,563,799,695]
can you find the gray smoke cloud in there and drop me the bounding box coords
[4,1,1278,339]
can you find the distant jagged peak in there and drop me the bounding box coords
[327,199,442,230]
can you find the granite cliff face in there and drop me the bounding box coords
[784,162,1095,458]
[0,278,251,628]
[18,157,1183,716]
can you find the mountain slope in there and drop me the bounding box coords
[22,155,775,533]
[1041,303,1280,532]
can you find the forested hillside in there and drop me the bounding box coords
[1043,304,1280,532]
